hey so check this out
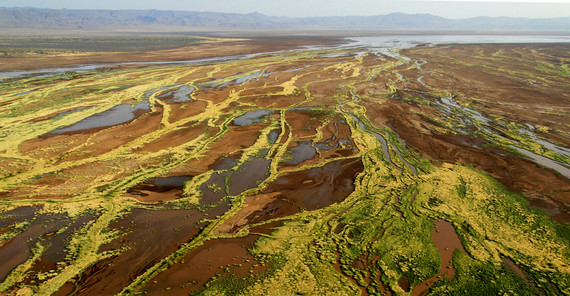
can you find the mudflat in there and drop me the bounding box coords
[0,34,568,295]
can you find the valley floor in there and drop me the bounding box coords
[0,36,568,295]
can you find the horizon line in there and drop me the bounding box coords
[1,6,569,20]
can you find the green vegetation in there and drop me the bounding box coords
[430,251,536,296]
[0,36,207,55]
[0,42,568,296]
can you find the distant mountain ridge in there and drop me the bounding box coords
[1,7,569,31]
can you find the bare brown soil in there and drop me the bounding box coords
[136,121,211,153]
[60,207,216,295]
[217,158,364,234]
[402,44,570,147]
[248,220,282,235]
[1,39,569,296]
[19,133,93,160]
[267,158,362,211]
[0,36,341,72]
[363,73,570,220]
[286,110,320,140]
[215,192,284,234]
[57,109,163,162]
[126,176,192,203]
[167,100,208,123]
[388,102,570,201]
[141,235,266,295]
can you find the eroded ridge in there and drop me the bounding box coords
[0,42,569,296]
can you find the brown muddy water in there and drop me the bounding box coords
[127,176,191,203]
[331,250,370,296]
[0,206,37,228]
[398,277,411,292]
[23,214,96,285]
[246,158,364,226]
[0,213,68,282]
[501,256,543,295]
[267,158,363,211]
[530,198,570,224]
[216,158,363,234]
[412,219,467,296]
[502,257,526,279]
[60,206,228,296]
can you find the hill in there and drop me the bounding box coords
[1,7,569,31]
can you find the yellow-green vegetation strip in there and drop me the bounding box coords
[0,45,568,296]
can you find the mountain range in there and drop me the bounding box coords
[1,7,569,31]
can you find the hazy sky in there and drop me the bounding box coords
[2,0,570,19]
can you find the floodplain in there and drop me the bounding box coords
[0,34,569,295]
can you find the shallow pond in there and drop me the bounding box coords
[200,173,227,205]
[50,101,150,134]
[518,127,570,158]
[227,157,271,196]
[146,176,189,189]
[158,85,195,102]
[201,156,271,204]
[267,129,280,144]
[285,141,317,165]
[203,70,262,88]
[127,175,190,202]
[233,109,273,126]
[511,145,570,179]
[213,155,239,171]
[55,106,93,118]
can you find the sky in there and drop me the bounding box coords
[2,0,570,19]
